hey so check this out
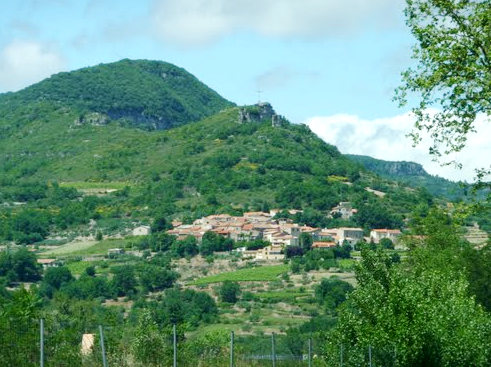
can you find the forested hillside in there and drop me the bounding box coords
[0,59,234,131]
[0,91,435,244]
[347,154,466,200]
[1,56,490,367]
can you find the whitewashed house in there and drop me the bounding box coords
[133,225,151,236]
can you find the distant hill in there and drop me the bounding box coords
[0,59,234,131]
[0,60,438,232]
[346,154,466,200]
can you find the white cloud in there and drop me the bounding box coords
[303,112,491,183]
[151,0,403,46]
[0,40,66,93]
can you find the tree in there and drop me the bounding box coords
[11,209,50,244]
[132,309,168,366]
[171,235,198,258]
[151,214,171,233]
[219,281,241,303]
[95,230,103,241]
[85,265,96,277]
[110,265,137,297]
[315,277,353,313]
[379,237,394,250]
[285,246,304,258]
[144,288,218,327]
[326,249,491,366]
[0,247,42,283]
[395,0,491,174]
[139,264,178,293]
[200,231,221,256]
[43,266,73,290]
[299,233,313,252]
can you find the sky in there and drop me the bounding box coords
[0,0,488,182]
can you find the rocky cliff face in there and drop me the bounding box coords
[381,161,427,176]
[347,155,427,177]
[237,102,288,127]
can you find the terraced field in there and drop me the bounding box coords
[189,264,289,285]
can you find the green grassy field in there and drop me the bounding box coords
[336,259,356,271]
[190,264,289,285]
[65,260,99,275]
[60,181,132,190]
[254,290,312,301]
[41,238,132,257]
[40,240,98,256]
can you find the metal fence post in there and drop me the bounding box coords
[340,344,343,367]
[308,337,312,367]
[368,344,372,367]
[173,324,177,367]
[230,331,234,367]
[271,332,276,367]
[99,325,107,367]
[40,319,44,367]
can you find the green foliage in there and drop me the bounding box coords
[236,239,269,251]
[0,83,434,236]
[355,201,403,230]
[348,154,466,200]
[200,231,234,256]
[461,244,491,312]
[328,248,491,366]
[170,235,198,258]
[59,273,111,300]
[299,232,313,251]
[95,230,103,241]
[110,265,138,297]
[42,266,73,291]
[395,0,491,183]
[132,309,168,366]
[315,277,353,313]
[138,264,178,293]
[137,288,218,327]
[379,237,394,249]
[219,280,241,303]
[0,247,42,283]
[151,213,172,233]
[11,208,50,244]
[185,329,229,363]
[0,289,42,366]
[1,59,233,131]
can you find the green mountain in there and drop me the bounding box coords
[0,60,437,243]
[346,154,466,200]
[0,59,234,131]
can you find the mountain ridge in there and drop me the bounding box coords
[0,59,234,131]
[0,59,440,235]
[347,154,465,200]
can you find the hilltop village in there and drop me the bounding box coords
[166,206,402,260]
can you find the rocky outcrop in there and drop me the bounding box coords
[381,162,427,177]
[237,102,288,127]
[75,112,110,126]
[106,109,173,130]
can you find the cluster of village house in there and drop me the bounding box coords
[164,205,401,261]
[36,203,401,268]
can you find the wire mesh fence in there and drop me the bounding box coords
[0,318,402,366]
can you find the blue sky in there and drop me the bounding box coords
[0,0,486,182]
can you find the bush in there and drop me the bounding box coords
[219,281,241,303]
